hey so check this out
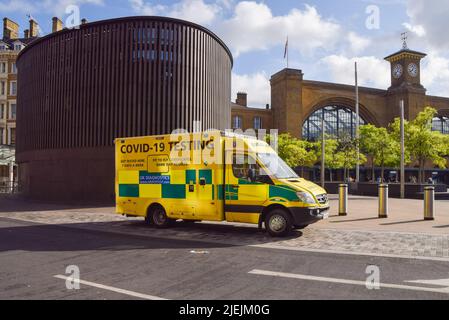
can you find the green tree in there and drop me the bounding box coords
[391,107,449,183]
[338,133,367,182]
[316,137,344,182]
[266,133,318,174]
[359,124,400,181]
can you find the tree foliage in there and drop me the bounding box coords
[360,124,401,180]
[316,137,344,181]
[390,107,449,183]
[338,133,367,181]
[266,133,318,168]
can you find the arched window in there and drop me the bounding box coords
[302,105,366,141]
[432,116,449,134]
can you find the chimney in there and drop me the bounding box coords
[3,18,19,40]
[81,18,88,25]
[266,104,270,110]
[236,92,247,107]
[29,19,39,37]
[24,29,29,38]
[52,17,63,33]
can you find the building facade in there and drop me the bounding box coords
[16,16,233,202]
[0,18,37,188]
[231,46,449,183]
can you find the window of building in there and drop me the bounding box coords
[0,62,6,73]
[11,62,17,74]
[0,128,4,145]
[10,81,17,96]
[254,117,262,130]
[0,44,6,51]
[0,81,5,95]
[10,103,16,119]
[233,116,242,129]
[432,116,449,135]
[0,103,4,119]
[9,128,15,145]
[14,44,22,51]
[302,105,366,141]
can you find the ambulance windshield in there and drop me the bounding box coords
[257,152,299,179]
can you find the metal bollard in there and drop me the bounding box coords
[378,184,389,218]
[338,184,348,216]
[424,186,435,221]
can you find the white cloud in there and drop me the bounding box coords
[406,0,449,49]
[218,2,341,57]
[129,0,219,25]
[422,53,449,98]
[319,55,390,89]
[347,32,371,54]
[232,72,270,108]
[402,22,426,37]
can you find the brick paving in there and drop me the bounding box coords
[1,196,449,260]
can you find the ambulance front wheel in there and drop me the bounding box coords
[265,209,292,237]
[150,205,174,228]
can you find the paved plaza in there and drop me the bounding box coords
[1,195,448,261]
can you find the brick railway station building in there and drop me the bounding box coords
[231,47,449,184]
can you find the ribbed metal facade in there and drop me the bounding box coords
[16,16,232,202]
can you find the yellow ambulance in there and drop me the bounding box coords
[115,131,329,237]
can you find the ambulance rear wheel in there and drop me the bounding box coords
[151,206,173,228]
[265,209,292,237]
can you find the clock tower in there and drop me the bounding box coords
[384,34,427,120]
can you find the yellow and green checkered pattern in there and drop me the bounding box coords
[118,169,214,200]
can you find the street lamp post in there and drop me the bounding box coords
[9,161,14,194]
[400,100,405,199]
[355,62,360,183]
[321,110,325,188]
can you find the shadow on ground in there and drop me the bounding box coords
[0,196,113,213]
[0,217,303,253]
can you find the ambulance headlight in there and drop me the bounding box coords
[296,191,316,204]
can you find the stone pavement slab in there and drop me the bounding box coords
[1,196,449,261]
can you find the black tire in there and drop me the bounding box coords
[144,215,153,225]
[150,206,173,228]
[265,209,293,237]
[294,224,308,230]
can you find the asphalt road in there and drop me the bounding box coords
[1,216,449,300]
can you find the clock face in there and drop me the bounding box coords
[408,63,418,77]
[393,64,403,79]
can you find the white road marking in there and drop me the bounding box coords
[54,275,168,300]
[250,244,449,263]
[248,269,449,294]
[406,278,449,287]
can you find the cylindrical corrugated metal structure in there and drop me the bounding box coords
[16,16,233,202]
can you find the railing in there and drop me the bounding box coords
[0,181,19,194]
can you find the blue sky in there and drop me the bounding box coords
[2,0,449,107]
